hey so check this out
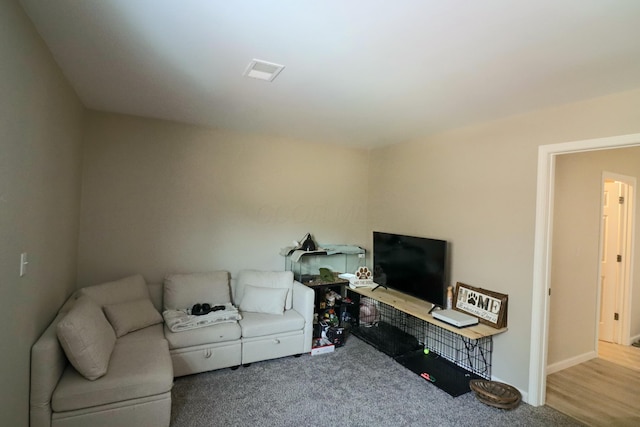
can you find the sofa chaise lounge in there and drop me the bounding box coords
[30,270,314,427]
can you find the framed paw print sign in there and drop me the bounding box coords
[454,282,508,329]
[355,266,372,280]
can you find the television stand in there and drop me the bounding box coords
[396,350,482,397]
[347,286,507,396]
[351,321,421,358]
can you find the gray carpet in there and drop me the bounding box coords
[170,337,584,427]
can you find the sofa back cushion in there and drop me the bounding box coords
[235,270,294,310]
[163,271,231,310]
[147,282,163,312]
[79,274,150,307]
[56,296,116,381]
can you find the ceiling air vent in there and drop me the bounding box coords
[243,59,285,82]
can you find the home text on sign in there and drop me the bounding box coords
[456,287,502,323]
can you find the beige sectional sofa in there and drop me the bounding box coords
[30,270,314,427]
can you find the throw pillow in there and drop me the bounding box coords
[56,296,116,381]
[103,299,163,338]
[239,285,288,315]
[79,274,150,307]
[163,271,231,310]
[235,270,294,309]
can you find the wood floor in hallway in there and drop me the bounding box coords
[546,341,640,426]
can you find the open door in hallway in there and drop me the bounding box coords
[599,176,633,344]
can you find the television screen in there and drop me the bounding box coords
[373,231,448,307]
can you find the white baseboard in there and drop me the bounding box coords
[546,350,597,375]
[630,334,640,345]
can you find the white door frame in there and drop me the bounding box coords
[597,172,635,347]
[528,133,640,406]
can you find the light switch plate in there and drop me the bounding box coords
[20,252,28,277]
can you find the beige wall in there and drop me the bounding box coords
[549,147,640,366]
[78,112,369,286]
[0,2,84,426]
[368,88,640,393]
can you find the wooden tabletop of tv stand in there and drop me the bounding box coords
[349,286,507,340]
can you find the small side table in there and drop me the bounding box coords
[303,273,356,341]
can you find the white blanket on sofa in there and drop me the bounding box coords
[163,303,242,332]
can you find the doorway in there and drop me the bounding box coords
[598,174,634,346]
[528,133,640,407]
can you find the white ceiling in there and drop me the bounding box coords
[19,0,640,148]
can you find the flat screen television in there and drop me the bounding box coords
[373,231,448,307]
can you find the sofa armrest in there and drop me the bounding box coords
[30,311,68,427]
[291,280,314,352]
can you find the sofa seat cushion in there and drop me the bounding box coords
[239,309,304,338]
[163,322,241,350]
[52,337,172,412]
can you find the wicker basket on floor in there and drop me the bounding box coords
[469,379,522,410]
